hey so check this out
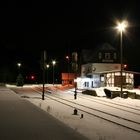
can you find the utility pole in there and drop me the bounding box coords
[72,52,78,100]
[42,50,46,100]
[66,55,70,87]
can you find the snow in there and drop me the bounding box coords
[7,84,140,140]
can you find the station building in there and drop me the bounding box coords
[75,43,139,89]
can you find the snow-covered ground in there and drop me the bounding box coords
[7,84,140,140]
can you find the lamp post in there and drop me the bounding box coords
[42,50,46,100]
[16,62,24,86]
[72,52,78,100]
[66,55,70,86]
[116,20,128,97]
[52,60,56,85]
[46,64,50,84]
[17,63,21,72]
[17,63,21,68]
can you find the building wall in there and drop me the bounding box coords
[105,72,134,87]
[81,43,120,64]
[81,63,121,76]
[61,73,76,85]
[76,71,134,89]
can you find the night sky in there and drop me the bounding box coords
[1,1,140,83]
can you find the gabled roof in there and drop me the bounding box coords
[99,43,116,51]
[81,43,118,64]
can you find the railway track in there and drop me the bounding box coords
[76,94,140,115]
[81,94,140,109]
[33,87,140,133]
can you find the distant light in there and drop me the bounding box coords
[124,64,127,67]
[46,64,50,68]
[124,64,128,69]
[66,56,69,59]
[31,75,35,80]
[52,60,56,65]
[26,75,36,81]
[17,63,21,67]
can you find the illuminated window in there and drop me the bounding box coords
[101,76,104,82]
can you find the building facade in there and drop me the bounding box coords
[76,70,134,89]
[76,43,134,89]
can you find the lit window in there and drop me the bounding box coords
[101,76,104,82]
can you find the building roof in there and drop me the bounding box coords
[81,43,119,64]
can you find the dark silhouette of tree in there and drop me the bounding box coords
[16,74,24,86]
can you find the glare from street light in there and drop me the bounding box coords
[66,55,69,60]
[116,20,128,32]
[52,60,56,85]
[52,60,56,65]
[46,64,50,68]
[17,63,21,68]
[115,20,129,98]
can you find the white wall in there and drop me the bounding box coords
[81,63,121,76]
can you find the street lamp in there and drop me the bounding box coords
[16,62,24,86]
[17,63,21,68]
[17,63,22,74]
[66,55,70,86]
[116,20,128,97]
[52,60,56,85]
[42,50,46,100]
[46,64,50,84]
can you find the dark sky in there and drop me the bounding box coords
[1,0,140,79]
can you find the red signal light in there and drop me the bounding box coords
[123,64,128,70]
[31,75,35,80]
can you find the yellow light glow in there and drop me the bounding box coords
[46,64,50,68]
[52,60,56,65]
[116,20,128,32]
[66,56,69,59]
[17,63,21,67]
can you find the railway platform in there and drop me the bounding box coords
[0,86,88,140]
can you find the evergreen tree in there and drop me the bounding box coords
[16,74,24,86]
